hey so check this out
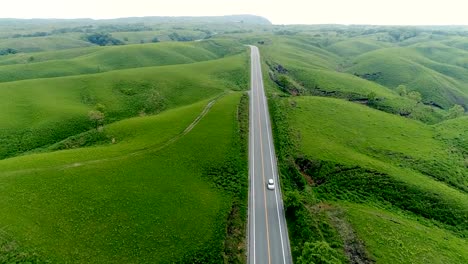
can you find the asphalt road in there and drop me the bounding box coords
[248,45,292,264]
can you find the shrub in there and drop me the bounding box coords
[297,241,342,264]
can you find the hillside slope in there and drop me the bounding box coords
[0,93,248,263]
[0,52,248,159]
[271,95,468,263]
[347,47,468,109]
[0,40,244,82]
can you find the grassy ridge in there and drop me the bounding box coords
[0,40,244,82]
[0,35,94,52]
[274,95,468,263]
[326,38,391,57]
[288,97,467,192]
[260,40,446,124]
[342,203,468,264]
[0,92,246,263]
[0,52,248,159]
[259,34,464,124]
[347,47,468,109]
[260,36,340,70]
[0,46,103,65]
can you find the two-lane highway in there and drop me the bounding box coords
[248,45,292,264]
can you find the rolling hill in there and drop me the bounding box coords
[0,50,248,159]
[260,27,467,264]
[347,46,468,109]
[0,30,250,262]
[271,96,468,263]
[0,92,248,263]
[1,20,467,264]
[0,40,244,82]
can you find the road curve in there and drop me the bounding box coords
[248,45,292,264]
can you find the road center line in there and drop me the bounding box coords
[254,49,272,264]
[250,46,256,264]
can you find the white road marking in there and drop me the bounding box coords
[250,46,256,264]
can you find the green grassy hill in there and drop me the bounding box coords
[342,203,468,264]
[258,35,449,124]
[0,46,103,65]
[347,47,468,109]
[0,29,250,262]
[260,36,341,70]
[270,95,468,263]
[0,40,244,82]
[254,31,468,112]
[0,92,248,263]
[0,51,248,159]
[326,38,391,57]
[0,35,94,52]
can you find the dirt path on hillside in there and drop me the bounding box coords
[1,93,226,177]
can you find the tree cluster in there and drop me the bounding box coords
[85,33,123,46]
[0,48,18,56]
[168,32,195,42]
[12,31,49,38]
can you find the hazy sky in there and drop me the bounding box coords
[3,0,468,25]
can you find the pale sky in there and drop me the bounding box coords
[3,0,468,25]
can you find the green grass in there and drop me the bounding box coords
[287,96,467,196]
[0,35,94,52]
[326,38,391,57]
[347,47,468,109]
[0,39,244,82]
[0,51,248,159]
[112,29,207,44]
[259,36,341,70]
[289,67,396,98]
[0,46,103,65]
[271,95,468,263]
[0,92,246,263]
[342,203,468,263]
[257,34,450,124]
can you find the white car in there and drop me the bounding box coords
[267,179,275,190]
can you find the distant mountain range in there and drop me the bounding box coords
[0,15,272,25]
